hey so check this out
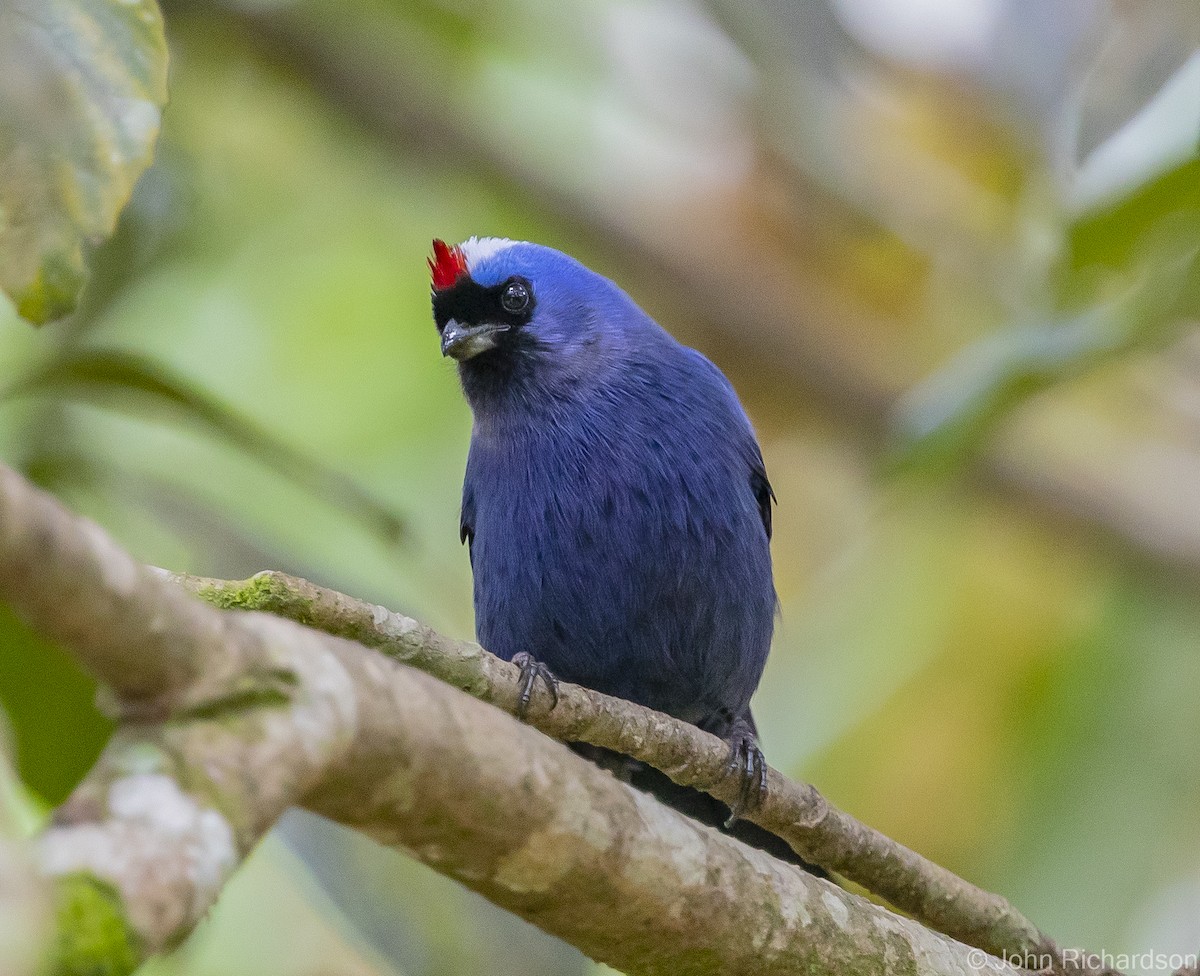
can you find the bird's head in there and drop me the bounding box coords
[429,238,642,395]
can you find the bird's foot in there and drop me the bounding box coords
[511,651,559,719]
[721,721,768,828]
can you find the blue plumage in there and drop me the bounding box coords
[432,237,778,827]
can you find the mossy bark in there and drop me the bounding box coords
[49,874,140,976]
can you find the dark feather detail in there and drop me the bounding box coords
[750,466,775,541]
[460,483,475,567]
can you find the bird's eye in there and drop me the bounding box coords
[500,279,531,314]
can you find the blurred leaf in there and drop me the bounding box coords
[890,239,1200,470]
[0,713,45,838]
[994,569,1200,948]
[1067,156,1200,279]
[891,72,1200,473]
[6,348,408,545]
[0,603,111,806]
[279,811,589,976]
[0,0,168,324]
[156,828,403,976]
[20,442,311,579]
[1072,51,1200,213]
[0,718,47,976]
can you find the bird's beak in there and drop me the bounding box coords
[440,319,510,360]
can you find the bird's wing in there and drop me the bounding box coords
[683,347,776,542]
[460,479,476,566]
[749,455,775,541]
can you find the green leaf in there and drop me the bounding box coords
[890,240,1200,471]
[0,0,168,325]
[1071,52,1200,215]
[888,136,1200,473]
[1067,156,1200,279]
[8,348,409,546]
[0,603,110,808]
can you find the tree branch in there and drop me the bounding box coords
[0,461,1054,975]
[167,569,1087,971]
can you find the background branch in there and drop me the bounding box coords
[176,0,1200,584]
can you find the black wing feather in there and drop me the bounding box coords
[460,482,476,566]
[750,465,775,541]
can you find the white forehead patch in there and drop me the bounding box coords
[459,236,524,269]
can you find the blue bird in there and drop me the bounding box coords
[431,236,781,832]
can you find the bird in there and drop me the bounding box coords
[431,236,791,850]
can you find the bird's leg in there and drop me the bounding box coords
[510,651,560,719]
[720,716,768,828]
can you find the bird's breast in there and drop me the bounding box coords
[465,410,772,719]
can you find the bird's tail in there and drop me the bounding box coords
[570,742,825,875]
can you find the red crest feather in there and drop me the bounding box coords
[428,238,468,290]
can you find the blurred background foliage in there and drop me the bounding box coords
[0,0,1198,973]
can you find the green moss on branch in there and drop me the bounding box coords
[50,873,140,976]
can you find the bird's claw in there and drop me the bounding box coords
[721,729,768,828]
[511,651,559,719]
